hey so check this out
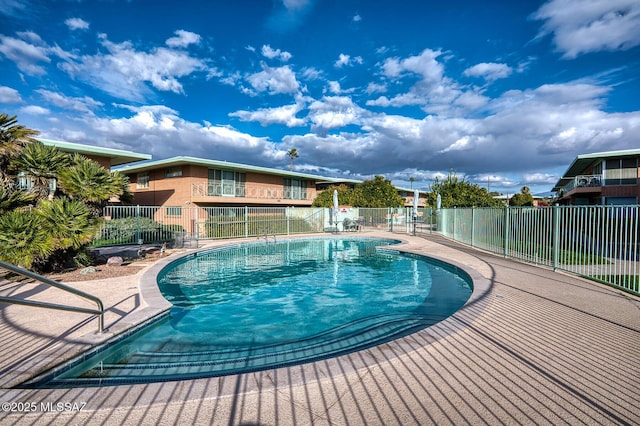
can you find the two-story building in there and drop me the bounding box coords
[39,138,151,169]
[115,156,362,208]
[16,138,151,194]
[552,149,640,205]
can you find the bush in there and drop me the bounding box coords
[205,215,314,239]
[93,217,183,246]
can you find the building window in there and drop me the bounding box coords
[207,169,245,197]
[17,172,56,194]
[166,207,182,216]
[284,178,307,200]
[165,167,183,178]
[136,172,149,189]
[604,158,637,186]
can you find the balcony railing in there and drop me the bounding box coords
[560,174,602,195]
[192,182,310,201]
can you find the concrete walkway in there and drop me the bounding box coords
[0,232,639,425]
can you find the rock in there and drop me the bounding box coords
[106,256,124,266]
[80,266,98,275]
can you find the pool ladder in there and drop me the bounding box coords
[258,229,277,244]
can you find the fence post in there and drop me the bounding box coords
[389,208,393,232]
[194,206,199,244]
[136,205,141,244]
[552,205,559,271]
[471,207,475,247]
[453,208,456,241]
[287,207,290,235]
[504,206,510,258]
[245,206,248,238]
[429,207,433,234]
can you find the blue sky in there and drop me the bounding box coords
[1,0,639,196]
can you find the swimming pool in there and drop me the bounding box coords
[31,237,472,387]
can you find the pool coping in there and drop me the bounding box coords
[11,233,490,397]
[2,231,639,424]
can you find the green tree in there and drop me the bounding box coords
[35,198,98,270]
[36,198,97,251]
[313,177,405,208]
[426,170,502,208]
[312,184,356,207]
[0,113,39,191]
[12,141,70,200]
[0,114,132,271]
[0,187,35,214]
[58,154,132,216]
[354,175,405,208]
[509,186,534,206]
[0,209,53,269]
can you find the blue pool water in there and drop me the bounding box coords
[32,238,472,387]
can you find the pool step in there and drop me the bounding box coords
[42,313,447,386]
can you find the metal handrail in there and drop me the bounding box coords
[0,260,105,333]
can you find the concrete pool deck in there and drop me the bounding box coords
[1,231,639,425]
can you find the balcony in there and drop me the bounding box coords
[191,182,312,204]
[561,174,602,194]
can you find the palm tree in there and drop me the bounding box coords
[409,176,415,189]
[287,148,299,171]
[58,154,132,216]
[0,113,39,191]
[12,141,70,200]
[0,187,36,214]
[0,209,53,269]
[36,198,97,251]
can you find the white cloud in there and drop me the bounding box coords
[267,0,314,32]
[20,105,49,115]
[328,81,341,94]
[301,67,322,80]
[65,17,89,31]
[335,53,363,68]
[261,44,292,61]
[0,0,28,17]
[374,48,488,115]
[166,30,201,48]
[247,64,300,95]
[282,0,310,10]
[522,173,561,185]
[83,105,283,164]
[464,62,513,82]
[365,82,387,95]
[307,96,365,132]
[335,54,350,68]
[59,36,209,101]
[0,86,22,103]
[353,14,362,22]
[533,0,640,58]
[0,32,52,75]
[382,48,444,82]
[230,103,306,127]
[35,89,103,113]
[454,91,490,110]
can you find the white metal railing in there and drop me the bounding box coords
[0,260,104,333]
[436,206,640,296]
[191,182,310,201]
[561,174,602,194]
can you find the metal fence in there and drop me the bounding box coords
[95,206,328,247]
[436,206,640,296]
[93,204,639,296]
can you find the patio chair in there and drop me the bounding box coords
[343,218,359,232]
